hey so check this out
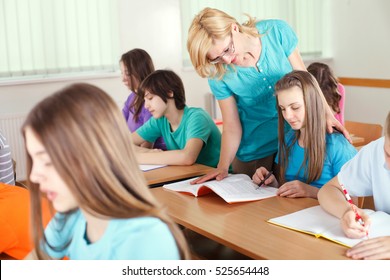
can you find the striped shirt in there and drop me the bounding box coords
[0,130,15,185]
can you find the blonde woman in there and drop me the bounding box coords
[187,7,349,183]
[23,83,189,260]
[253,71,356,198]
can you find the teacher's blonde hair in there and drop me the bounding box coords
[187,7,259,79]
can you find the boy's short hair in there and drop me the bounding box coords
[138,70,186,110]
[386,111,390,138]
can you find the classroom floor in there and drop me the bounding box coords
[183,228,251,260]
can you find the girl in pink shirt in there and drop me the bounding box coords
[308,62,345,124]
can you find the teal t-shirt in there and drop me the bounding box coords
[44,211,180,260]
[208,19,297,162]
[136,106,221,168]
[277,131,357,188]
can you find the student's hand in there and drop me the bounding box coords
[252,167,277,188]
[326,112,352,143]
[341,209,371,239]
[190,168,229,184]
[277,180,319,198]
[346,236,390,260]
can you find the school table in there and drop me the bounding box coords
[143,164,215,187]
[151,187,350,260]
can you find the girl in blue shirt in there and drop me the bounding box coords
[253,71,357,199]
[22,83,189,260]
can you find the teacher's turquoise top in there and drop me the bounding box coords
[208,19,297,162]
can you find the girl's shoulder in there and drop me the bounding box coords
[326,131,348,143]
[110,216,170,239]
[326,132,357,153]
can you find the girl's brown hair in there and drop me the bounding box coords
[23,83,189,259]
[307,62,341,114]
[120,49,155,122]
[275,70,327,184]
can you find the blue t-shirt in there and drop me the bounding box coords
[208,19,297,162]
[136,106,221,168]
[277,131,357,188]
[43,211,180,260]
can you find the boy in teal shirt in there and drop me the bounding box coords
[132,70,221,168]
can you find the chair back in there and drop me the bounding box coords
[345,121,383,147]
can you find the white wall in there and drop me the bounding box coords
[0,0,388,125]
[331,0,390,128]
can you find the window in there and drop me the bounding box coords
[0,0,120,83]
[180,0,329,68]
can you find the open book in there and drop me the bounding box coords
[268,205,390,248]
[163,174,278,204]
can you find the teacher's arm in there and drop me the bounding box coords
[192,96,241,183]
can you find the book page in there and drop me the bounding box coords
[163,174,277,203]
[162,177,202,196]
[204,174,278,203]
[139,164,167,171]
[268,205,340,236]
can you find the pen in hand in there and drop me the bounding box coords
[255,171,273,190]
[340,184,369,237]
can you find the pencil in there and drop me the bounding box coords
[255,171,273,190]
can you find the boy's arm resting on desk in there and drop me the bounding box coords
[131,131,154,149]
[135,138,204,166]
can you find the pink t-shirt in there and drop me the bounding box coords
[335,83,345,124]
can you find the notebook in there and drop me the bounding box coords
[268,205,390,247]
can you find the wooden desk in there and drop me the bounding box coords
[152,188,350,259]
[144,164,215,187]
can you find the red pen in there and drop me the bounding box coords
[341,184,368,237]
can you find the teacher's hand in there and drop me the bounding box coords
[326,111,352,143]
[190,168,229,184]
